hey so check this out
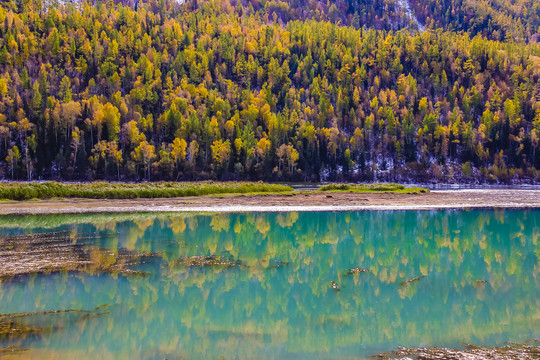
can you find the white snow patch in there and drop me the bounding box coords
[397,0,425,32]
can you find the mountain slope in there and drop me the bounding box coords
[411,0,540,42]
[0,0,539,183]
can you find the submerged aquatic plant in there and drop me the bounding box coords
[173,255,243,268]
[269,260,288,269]
[0,230,156,279]
[345,267,370,275]
[0,306,110,354]
[399,276,425,286]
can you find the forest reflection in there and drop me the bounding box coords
[0,210,538,359]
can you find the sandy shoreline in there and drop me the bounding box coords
[0,189,540,214]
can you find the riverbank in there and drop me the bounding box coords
[1,189,540,214]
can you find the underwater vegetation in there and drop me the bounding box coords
[0,305,111,355]
[0,230,157,279]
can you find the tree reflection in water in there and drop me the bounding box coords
[0,210,538,359]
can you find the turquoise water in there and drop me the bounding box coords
[0,210,538,359]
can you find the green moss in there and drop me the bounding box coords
[0,182,293,200]
[319,183,428,194]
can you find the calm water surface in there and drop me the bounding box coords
[0,210,538,359]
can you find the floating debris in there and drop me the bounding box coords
[174,255,242,268]
[399,276,425,286]
[375,341,540,359]
[330,281,343,291]
[345,267,370,275]
[269,260,289,269]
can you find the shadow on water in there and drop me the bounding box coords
[0,210,538,359]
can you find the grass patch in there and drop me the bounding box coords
[319,183,428,194]
[0,182,293,200]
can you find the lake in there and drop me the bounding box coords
[0,210,538,359]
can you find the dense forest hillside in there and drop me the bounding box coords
[0,0,539,183]
[412,0,540,42]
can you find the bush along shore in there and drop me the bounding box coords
[320,183,428,194]
[0,181,293,200]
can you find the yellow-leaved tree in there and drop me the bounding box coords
[132,140,157,180]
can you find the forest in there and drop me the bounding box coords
[0,0,539,183]
[412,0,540,42]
